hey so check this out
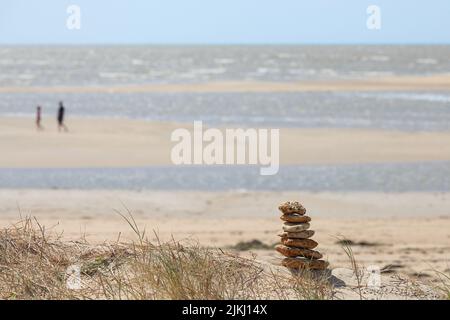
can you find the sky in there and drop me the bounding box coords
[0,0,449,45]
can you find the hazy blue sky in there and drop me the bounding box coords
[0,0,449,44]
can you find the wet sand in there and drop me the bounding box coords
[1,116,450,167]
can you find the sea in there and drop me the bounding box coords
[1,45,450,191]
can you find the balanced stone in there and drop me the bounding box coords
[281,238,318,249]
[282,222,310,232]
[276,200,328,271]
[278,230,315,239]
[280,214,311,223]
[275,245,323,259]
[282,257,329,270]
[278,201,306,215]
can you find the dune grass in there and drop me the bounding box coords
[0,216,335,300]
[433,270,450,300]
[0,215,446,300]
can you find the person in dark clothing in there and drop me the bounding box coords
[57,101,68,132]
[36,105,43,130]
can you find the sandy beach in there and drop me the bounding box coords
[0,189,449,281]
[1,114,449,279]
[1,6,449,300]
[1,75,450,94]
[1,116,450,167]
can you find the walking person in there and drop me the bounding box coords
[36,105,43,130]
[57,101,68,132]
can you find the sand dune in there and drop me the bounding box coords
[1,116,450,167]
[0,189,449,280]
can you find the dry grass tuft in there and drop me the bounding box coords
[433,270,450,300]
[0,216,334,300]
[0,216,444,300]
[0,218,77,299]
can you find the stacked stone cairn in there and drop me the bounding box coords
[276,201,329,270]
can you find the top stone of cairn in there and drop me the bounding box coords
[278,201,306,215]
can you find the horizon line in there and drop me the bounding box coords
[1,42,450,47]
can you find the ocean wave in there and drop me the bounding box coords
[362,55,390,62]
[416,58,438,65]
[99,72,133,79]
[214,58,234,64]
[191,68,227,75]
[356,92,450,103]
